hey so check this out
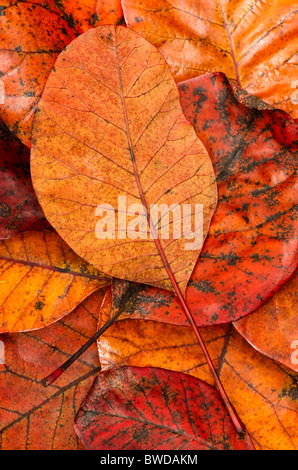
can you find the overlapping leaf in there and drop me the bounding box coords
[122,0,298,117]
[56,0,124,33]
[0,122,47,239]
[234,270,298,372]
[30,25,217,295]
[0,0,77,146]
[0,0,125,146]
[97,300,298,450]
[0,290,104,449]
[91,74,297,327]
[74,365,254,450]
[0,230,110,333]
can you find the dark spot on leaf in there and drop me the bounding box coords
[34,301,45,310]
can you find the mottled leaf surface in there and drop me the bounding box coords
[75,365,254,450]
[0,0,77,146]
[56,0,124,33]
[90,74,297,326]
[97,306,298,450]
[0,0,124,146]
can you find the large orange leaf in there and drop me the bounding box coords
[122,0,298,117]
[0,290,103,449]
[234,270,298,372]
[97,296,298,450]
[30,25,217,295]
[0,230,110,333]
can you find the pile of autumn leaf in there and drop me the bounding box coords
[0,0,297,451]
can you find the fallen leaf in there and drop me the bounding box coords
[30,25,217,295]
[0,121,48,239]
[0,0,77,146]
[234,270,298,372]
[0,230,110,333]
[122,0,298,117]
[98,286,229,384]
[0,0,124,146]
[97,302,298,450]
[0,289,104,449]
[91,74,297,327]
[56,0,124,33]
[74,365,254,450]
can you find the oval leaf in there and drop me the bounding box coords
[0,230,110,332]
[122,0,298,117]
[74,365,254,450]
[31,25,217,295]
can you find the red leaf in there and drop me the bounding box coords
[0,123,47,239]
[74,366,254,450]
[95,73,297,327]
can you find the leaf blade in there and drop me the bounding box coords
[0,230,110,333]
[122,0,298,117]
[74,365,254,450]
[31,25,217,294]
